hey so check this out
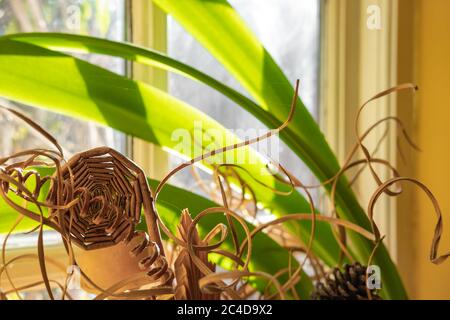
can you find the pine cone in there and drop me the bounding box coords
[311,262,382,300]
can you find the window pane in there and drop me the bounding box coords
[0,0,127,299]
[0,0,126,262]
[0,0,127,157]
[168,0,321,190]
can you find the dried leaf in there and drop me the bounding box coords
[174,209,219,300]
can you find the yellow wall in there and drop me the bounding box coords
[411,0,450,299]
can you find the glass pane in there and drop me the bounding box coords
[0,0,127,157]
[0,0,127,300]
[167,0,321,193]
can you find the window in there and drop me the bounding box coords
[0,0,409,300]
[0,0,323,298]
[167,0,321,192]
[0,0,127,158]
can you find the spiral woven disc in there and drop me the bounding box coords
[47,147,162,251]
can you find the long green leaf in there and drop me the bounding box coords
[151,0,406,299]
[0,25,403,297]
[0,37,341,273]
[3,32,273,128]
[0,27,405,297]
[0,32,342,265]
[0,38,340,265]
[1,29,403,297]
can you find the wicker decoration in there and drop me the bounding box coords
[46,147,162,251]
[311,263,381,300]
[44,147,173,288]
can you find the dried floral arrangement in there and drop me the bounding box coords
[0,81,448,300]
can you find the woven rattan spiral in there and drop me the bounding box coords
[46,147,173,285]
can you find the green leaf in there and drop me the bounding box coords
[0,16,408,295]
[0,167,53,234]
[0,27,405,297]
[0,38,340,265]
[0,24,404,297]
[0,33,340,266]
[0,169,313,298]
[0,39,336,280]
[3,32,268,128]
